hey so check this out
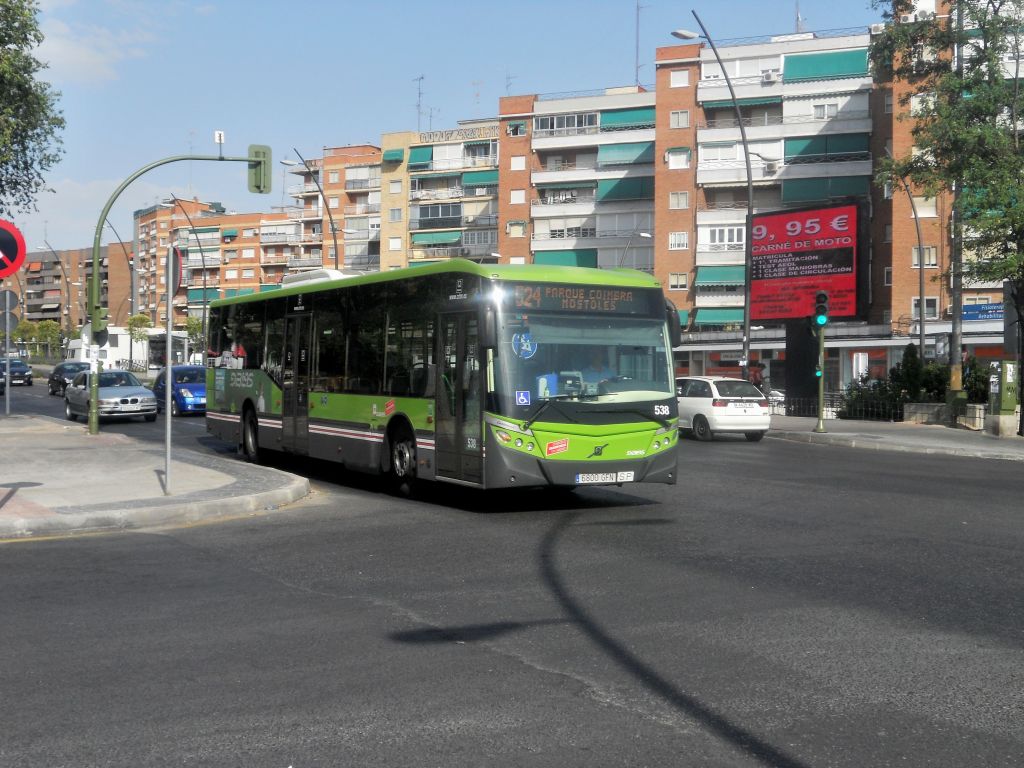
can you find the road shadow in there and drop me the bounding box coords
[539,511,812,768]
[390,618,568,645]
[0,481,43,511]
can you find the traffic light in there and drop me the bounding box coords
[92,306,108,348]
[813,291,829,327]
[247,144,272,194]
[815,364,823,379]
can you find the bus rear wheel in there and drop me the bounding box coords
[241,409,261,464]
[389,426,417,497]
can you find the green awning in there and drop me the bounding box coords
[597,141,655,166]
[223,288,256,298]
[537,181,598,190]
[533,249,598,268]
[411,231,462,245]
[596,176,655,202]
[694,308,744,325]
[600,107,656,129]
[187,288,220,303]
[221,229,238,237]
[702,96,783,109]
[782,176,871,203]
[408,260,441,267]
[783,48,868,82]
[408,146,433,166]
[694,266,745,286]
[463,140,492,147]
[784,135,827,160]
[678,309,689,327]
[382,148,404,162]
[462,169,499,186]
[410,170,460,179]
[259,284,281,292]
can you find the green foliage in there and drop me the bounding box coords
[14,318,37,341]
[839,343,950,419]
[0,0,65,216]
[962,355,990,402]
[185,316,203,348]
[35,319,60,349]
[894,342,924,401]
[126,313,152,343]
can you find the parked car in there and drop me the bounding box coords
[0,368,5,395]
[152,365,207,416]
[676,376,770,442]
[48,361,91,396]
[3,358,34,386]
[64,369,158,422]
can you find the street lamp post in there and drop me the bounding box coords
[674,13,755,379]
[281,150,339,269]
[104,219,135,370]
[885,149,927,357]
[617,230,652,268]
[163,197,209,361]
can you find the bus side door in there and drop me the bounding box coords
[435,313,483,484]
[282,313,311,454]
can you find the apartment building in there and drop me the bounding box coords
[20,246,108,332]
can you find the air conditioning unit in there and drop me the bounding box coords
[870,23,886,34]
[762,71,778,83]
[900,13,916,23]
[917,10,934,20]
[460,247,472,257]
[765,161,779,174]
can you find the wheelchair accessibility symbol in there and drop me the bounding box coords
[515,390,531,406]
[511,332,538,360]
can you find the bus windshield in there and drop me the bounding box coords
[494,312,673,417]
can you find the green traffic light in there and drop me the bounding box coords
[814,313,827,326]
[815,367,823,377]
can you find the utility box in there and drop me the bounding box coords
[989,360,1019,416]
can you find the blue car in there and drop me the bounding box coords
[153,365,207,416]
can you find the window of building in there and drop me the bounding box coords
[329,197,339,209]
[813,103,838,119]
[964,295,992,305]
[912,196,937,217]
[389,207,402,223]
[533,112,598,134]
[225,269,238,279]
[389,237,402,251]
[390,180,401,194]
[507,121,526,136]
[510,155,526,171]
[328,170,339,184]
[670,70,689,88]
[507,221,526,238]
[912,245,938,268]
[669,191,690,209]
[883,181,893,200]
[160,222,168,229]
[670,110,690,129]
[243,228,255,238]
[706,226,744,246]
[701,143,737,162]
[242,268,255,279]
[667,148,690,169]
[510,189,526,204]
[669,272,688,290]
[669,231,689,250]
[242,248,255,259]
[884,267,892,286]
[913,297,939,320]
[885,224,892,242]
[884,90,894,113]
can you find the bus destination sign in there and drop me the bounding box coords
[508,283,648,314]
[749,203,859,322]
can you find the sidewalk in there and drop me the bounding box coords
[0,415,309,540]
[769,414,1024,461]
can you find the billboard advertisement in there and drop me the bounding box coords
[749,203,862,322]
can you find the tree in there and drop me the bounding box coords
[35,319,60,357]
[126,313,152,344]
[185,316,203,351]
[0,0,65,216]
[871,0,1024,434]
[14,318,37,343]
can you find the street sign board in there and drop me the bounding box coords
[0,220,27,279]
[0,289,18,314]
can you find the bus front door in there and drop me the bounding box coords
[435,313,483,484]
[282,314,311,454]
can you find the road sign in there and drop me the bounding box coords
[0,220,27,279]
[1,289,18,314]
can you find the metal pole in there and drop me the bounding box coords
[692,10,754,379]
[294,147,339,270]
[86,151,257,434]
[886,152,927,356]
[104,220,134,369]
[4,290,10,416]
[164,245,173,496]
[814,324,826,433]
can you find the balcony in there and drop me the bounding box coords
[697,153,872,186]
[698,110,872,144]
[343,203,381,215]
[344,178,382,191]
[410,155,497,173]
[260,253,290,265]
[287,182,320,196]
[294,208,323,221]
[409,214,498,231]
[409,186,464,201]
[260,232,301,244]
[187,255,222,268]
[299,231,323,244]
[288,256,323,269]
[694,291,745,308]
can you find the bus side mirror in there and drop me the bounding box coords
[482,306,498,349]
[665,299,682,348]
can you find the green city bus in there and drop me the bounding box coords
[205,260,681,491]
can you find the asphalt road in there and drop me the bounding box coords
[2,429,1022,767]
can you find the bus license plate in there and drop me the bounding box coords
[575,471,635,484]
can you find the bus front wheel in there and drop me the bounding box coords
[389,426,417,496]
[242,409,261,464]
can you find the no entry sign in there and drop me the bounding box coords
[0,220,27,279]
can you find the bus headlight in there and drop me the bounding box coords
[514,438,523,448]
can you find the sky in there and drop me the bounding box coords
[14,0,884,252]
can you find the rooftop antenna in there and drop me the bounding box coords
[472,80,483,105]
[413,74,425,133]
[426,106,440,132]
[796,1,806,33]
[635,0,648,86]
[505,71,518,95]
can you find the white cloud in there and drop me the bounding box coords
[37,17,152,85]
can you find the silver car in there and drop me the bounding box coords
[65,369,158,422]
